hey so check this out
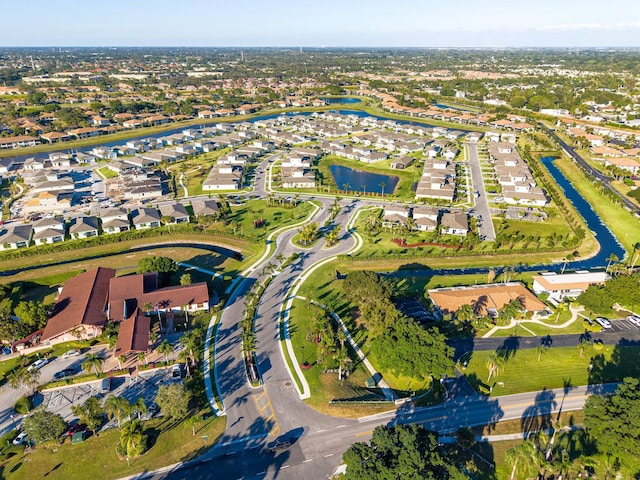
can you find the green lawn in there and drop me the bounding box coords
[555,157,640,257]
[0,413,225,480]
[95,166,118,179]
[463,345,640,396]
[288,298,394,418]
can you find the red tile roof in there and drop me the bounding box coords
[114,309,150,356]
[42,267,116,341]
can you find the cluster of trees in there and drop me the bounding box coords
[578,272,640,313]
[304,302,350,378]
[343,271,454,381]
[297,222,319,246]
[342,424,465,479]
[136,255,178,287]
[0,290,48,344]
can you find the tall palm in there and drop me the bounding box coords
[156,339,173,363]
[485,354,505,382]
[103,395,131,428]
[631,242,640,269]
[119,419,146,458]
[137,351,148,365]
[505,440,541,480]
[132,397,147,421]
[606,253,618,273]
[456,304,476,325]
[82,353,104,375]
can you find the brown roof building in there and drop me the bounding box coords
[428,282,547,318]
[114,308,151,357]
[42,267,116,343]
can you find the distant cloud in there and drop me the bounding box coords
[536,22,640,32]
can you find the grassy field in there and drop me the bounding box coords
[288,298,394,417]
[462,345,640,396]
[0,413,225,480]
[555,157,640,257]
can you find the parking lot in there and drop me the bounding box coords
[604,317,640,332]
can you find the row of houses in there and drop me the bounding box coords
[382,205,470,236]
[566,125,640,175]
[488,142,548,207]
[0,199,220,250]
[415,156,458,202]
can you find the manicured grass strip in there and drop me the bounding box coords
[556,157,640,256]
[0,413,225,480]
[463,345,640,396]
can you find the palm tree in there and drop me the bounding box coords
[485,354,505,382]
[8,366,40,395]
[606,253,618,273]
[103,395,131,428]
[118,354,127,369]
[119,419,146,458]
[630,242,640,269]
[131,397,147,421]
[160,215,173,233]
[456,304,476,325]
[379,181,385,197]
[82,353,104,375]
[505,441,541,480]
[137,351,148,365]
[156,339,173,364]
[536,345,548,362]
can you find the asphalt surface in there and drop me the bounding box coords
[466,142,496,241]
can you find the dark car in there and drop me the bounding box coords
[53,367,77,380]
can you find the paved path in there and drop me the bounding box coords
[482,305,584,338]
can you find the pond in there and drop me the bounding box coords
[329,165,399,196]
[320,97,361,104]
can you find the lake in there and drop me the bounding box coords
[329,165,399,195]
[320,97,361,104]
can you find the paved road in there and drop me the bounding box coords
[148,383,618,480]
[466,142,496,241]
[448,322,640,360]
[213,197,360,451]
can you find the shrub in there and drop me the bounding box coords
[14,396,32,414]
[583,319,602,332]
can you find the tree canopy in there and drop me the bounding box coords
[584,377,640,463]
[154,383,189,419]
[136,256,178,286]
[370,317,455,381]
[342,424,465,479]
[23,409,67,444]
[578,274,640,313]
[71,397,104,435]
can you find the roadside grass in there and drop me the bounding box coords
[0,236,256,285]
[462,345,640,396]
[555,157,640,256]
[0,412,225,480]
[288,299,393,418]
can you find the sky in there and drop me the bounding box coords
[2,0,640,48]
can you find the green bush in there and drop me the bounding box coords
[593,340,604,351]
[14,396,32,414]
[583,319,602,332]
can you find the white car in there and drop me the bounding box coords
[595,317,612,329]
[626,315,640,327]
[62,349,80,358]
[28,358,48,371]
[12,431,27,445]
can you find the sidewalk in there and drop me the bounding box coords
[482,305,584,338]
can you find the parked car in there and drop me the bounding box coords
[595,317,612,329]
[28,358,48,371]
[99,377,111,394]
[12,431,28,445]
[626,314,640,327]
[172,364,182,379]
[53,368,78,380]
[62,349,81,358]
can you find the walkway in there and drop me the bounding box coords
[296,296,398,402]
[482,305,584,338]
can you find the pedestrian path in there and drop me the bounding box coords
[482,305,584,338]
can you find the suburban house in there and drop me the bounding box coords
[390,155,415,169]
[532,271,609,303]
[191,198,219,217]
[131,208,161,230]
[99,207,131,234]
[69,216,100,239]
[0,223,33,250]
[32,217,66,245]
[202,164,244,190]
[428,282,548,319]
[383,206,409,228]
[440,212,469,236]
[411,205,439,232]
[159,202,190,223]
